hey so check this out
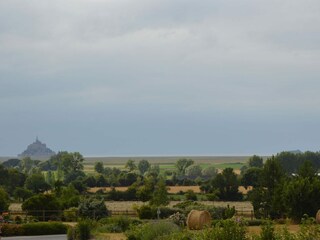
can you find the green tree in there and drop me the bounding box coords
[241,167,263,188]
[248,155,264,168]
[5,168,26,195]
[53,151,84,177]
[185,189,197,201]
[275,151,299,174]
[0,187,9,211]
[25,173,51,193]
[185,165,202,180]
[298,160,317,179]
[201,166,218,180]
[261,157,284,192]
[283,177,320,222]
[136,175,156,202]
[211,168,242,201]
[94,162,104,174]
[46,170,55,186]
[22,193,61,219]
[175,159,194,176]
[58,185,80,209]
[125,159,137,171]
[13,187,33,202]
[138,160,151,175]
[146,165,160,178]
[78,196,109,219]
[150,178,169,206]
[249,157,286,219]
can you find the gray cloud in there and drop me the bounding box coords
[1,0,320,156]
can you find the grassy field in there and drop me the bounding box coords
[82,155,252,174]
[95,224,302,240]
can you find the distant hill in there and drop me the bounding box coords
[18,138,55,159]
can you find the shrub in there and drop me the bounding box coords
[96,216,141,233]
[0,222,67,236]
[68,220,94,240]
[75,220,91,240]
[259,220,276,240]
[173,200,202,210]
[136,205,180,219]
[136,205,154,219]
[22,194,61,221]
[159,219,247,240]
[78,196,109,219]
[185,190,197,201]
[22,222,67,235]
[0,187,10,211]
[174,201,235,220]
[14,216,23,224]
[247,219,264,226]
[168,212,186,227]
[126,221,180,240]
[0,224,25,236]
[64,207,79,222]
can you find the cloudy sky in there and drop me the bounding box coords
[1,0,320,156]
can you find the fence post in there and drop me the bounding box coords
[43,210,45,222]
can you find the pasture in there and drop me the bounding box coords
[82,155,251,174]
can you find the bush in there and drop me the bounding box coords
[168,212,186,227]
[96,216,141,233]
[68,220,93,240]
[0,222,67,236]
[136,205,154,219]
[126,221,180,240]
[64,207,79,222]
[173,201,235,220]
[136,205,180,219]
[185,190,197,201]
[0,187,9,211]
[14,216,23,224]
[78,197,109,219]
[22,222,67,235]
[22,194,61,221]
[247,219,264,226]
[75,220,91,240]
[163,219,247,240]
[0,224,25,236]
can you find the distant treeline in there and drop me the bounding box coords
[274,151,320,173]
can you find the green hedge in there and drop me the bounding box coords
[136,205,181,219]
[0,222,68,236]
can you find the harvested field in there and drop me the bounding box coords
[96,233,126,240]
[103,201,253,212]
[88,185,252,194]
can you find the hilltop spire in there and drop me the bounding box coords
[19,138,55,159]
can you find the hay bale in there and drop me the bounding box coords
[186,210,211,230]
[316,210,320,224]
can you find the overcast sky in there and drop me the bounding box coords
[1,0,320,156]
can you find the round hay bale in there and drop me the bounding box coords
[186,210,211,230]
[316,210,320,224]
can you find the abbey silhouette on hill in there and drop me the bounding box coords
[18,137,55,158]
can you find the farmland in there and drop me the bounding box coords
[82,155,250,174]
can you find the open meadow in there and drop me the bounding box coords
[82,155,252,174]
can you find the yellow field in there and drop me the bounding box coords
[88,185,252,195]
[9,200,253,212]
